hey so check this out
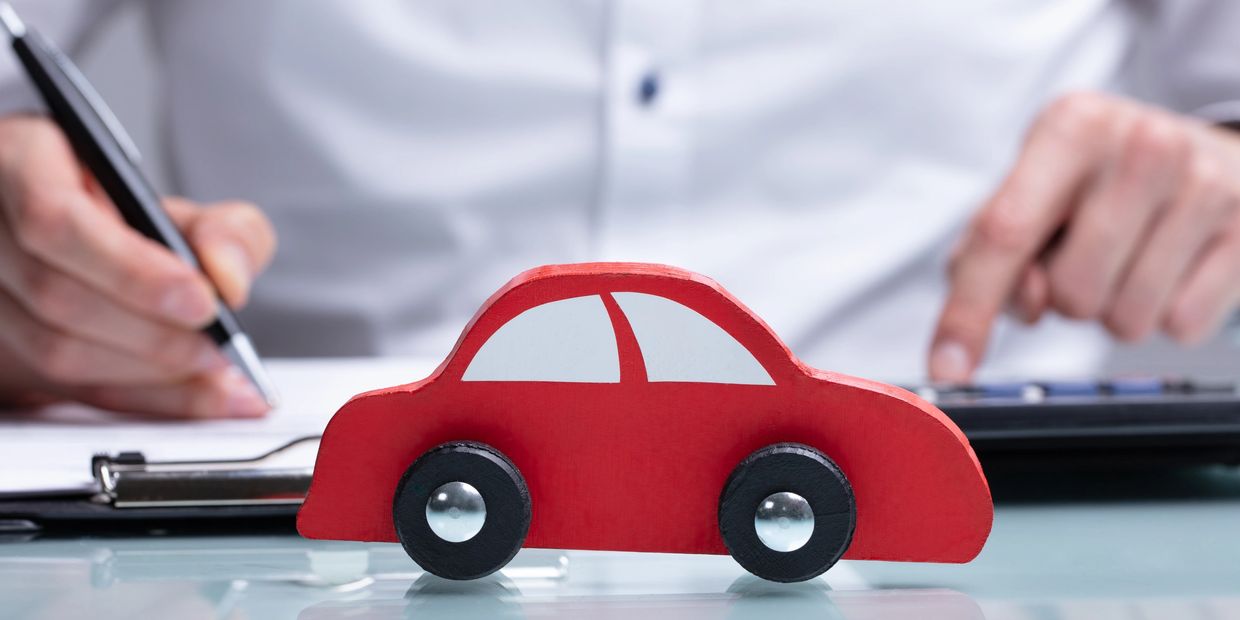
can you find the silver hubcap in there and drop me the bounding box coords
[426,481,486,542]
[754,491,814,552]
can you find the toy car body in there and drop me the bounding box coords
[298,263,992,582]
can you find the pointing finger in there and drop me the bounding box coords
[929,93,1114,381]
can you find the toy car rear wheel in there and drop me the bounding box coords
[392,441,531,580]
[718,443,856,582]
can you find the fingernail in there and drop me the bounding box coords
[215,244,252,303]
[930,340,973,383]
[224,372,271,418]
[161,282,213,325]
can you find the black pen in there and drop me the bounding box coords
[0,4,278,406]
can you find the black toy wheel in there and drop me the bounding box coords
[392,441,531,580]
[718,443,856,582]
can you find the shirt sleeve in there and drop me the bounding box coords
[1125,0,1240,124]
[0,0,123,116]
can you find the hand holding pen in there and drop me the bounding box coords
[0,6,278,418]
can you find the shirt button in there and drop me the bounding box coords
[637,70,660,107]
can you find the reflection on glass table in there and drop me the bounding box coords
[0,537,981,620]
[3,467,1240,619]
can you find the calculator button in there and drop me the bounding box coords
[978,382,1044,402]
[1109,377,1163,396]
[1189,381,1239,395]
[1043,381,1101,397]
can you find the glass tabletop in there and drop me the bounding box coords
[3,467,1240,620]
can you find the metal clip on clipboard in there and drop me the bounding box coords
[91,436,320,509]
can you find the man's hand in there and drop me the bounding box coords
[930,92,1240,382]
[0,115,277,417]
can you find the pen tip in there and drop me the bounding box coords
[0,3,25,39]
[221,333,281,409]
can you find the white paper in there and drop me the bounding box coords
[0,357,437,495]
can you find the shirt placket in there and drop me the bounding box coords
[595,0,704,254]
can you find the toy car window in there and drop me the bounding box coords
[462,294,621,382]
[613,292,774,385]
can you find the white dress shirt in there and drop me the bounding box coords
[1,0,1238,381]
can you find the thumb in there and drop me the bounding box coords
[165,198,277,309]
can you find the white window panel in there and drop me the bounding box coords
[614,292,773,385]
[463,295,620,382]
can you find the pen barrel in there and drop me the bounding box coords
[10,31,203,272]
[206,309,243,346]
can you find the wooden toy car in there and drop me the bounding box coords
[298,263,992,582]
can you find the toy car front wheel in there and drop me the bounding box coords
[392,441,531,580]
[718,443,856,582]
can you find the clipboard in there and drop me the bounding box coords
[0,357,436,533]
[0,437,318,534]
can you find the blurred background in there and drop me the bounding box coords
[78,3,1239,380]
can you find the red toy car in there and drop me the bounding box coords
[298,263,992,582]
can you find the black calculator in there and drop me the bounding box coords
[917,378,1240,467]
